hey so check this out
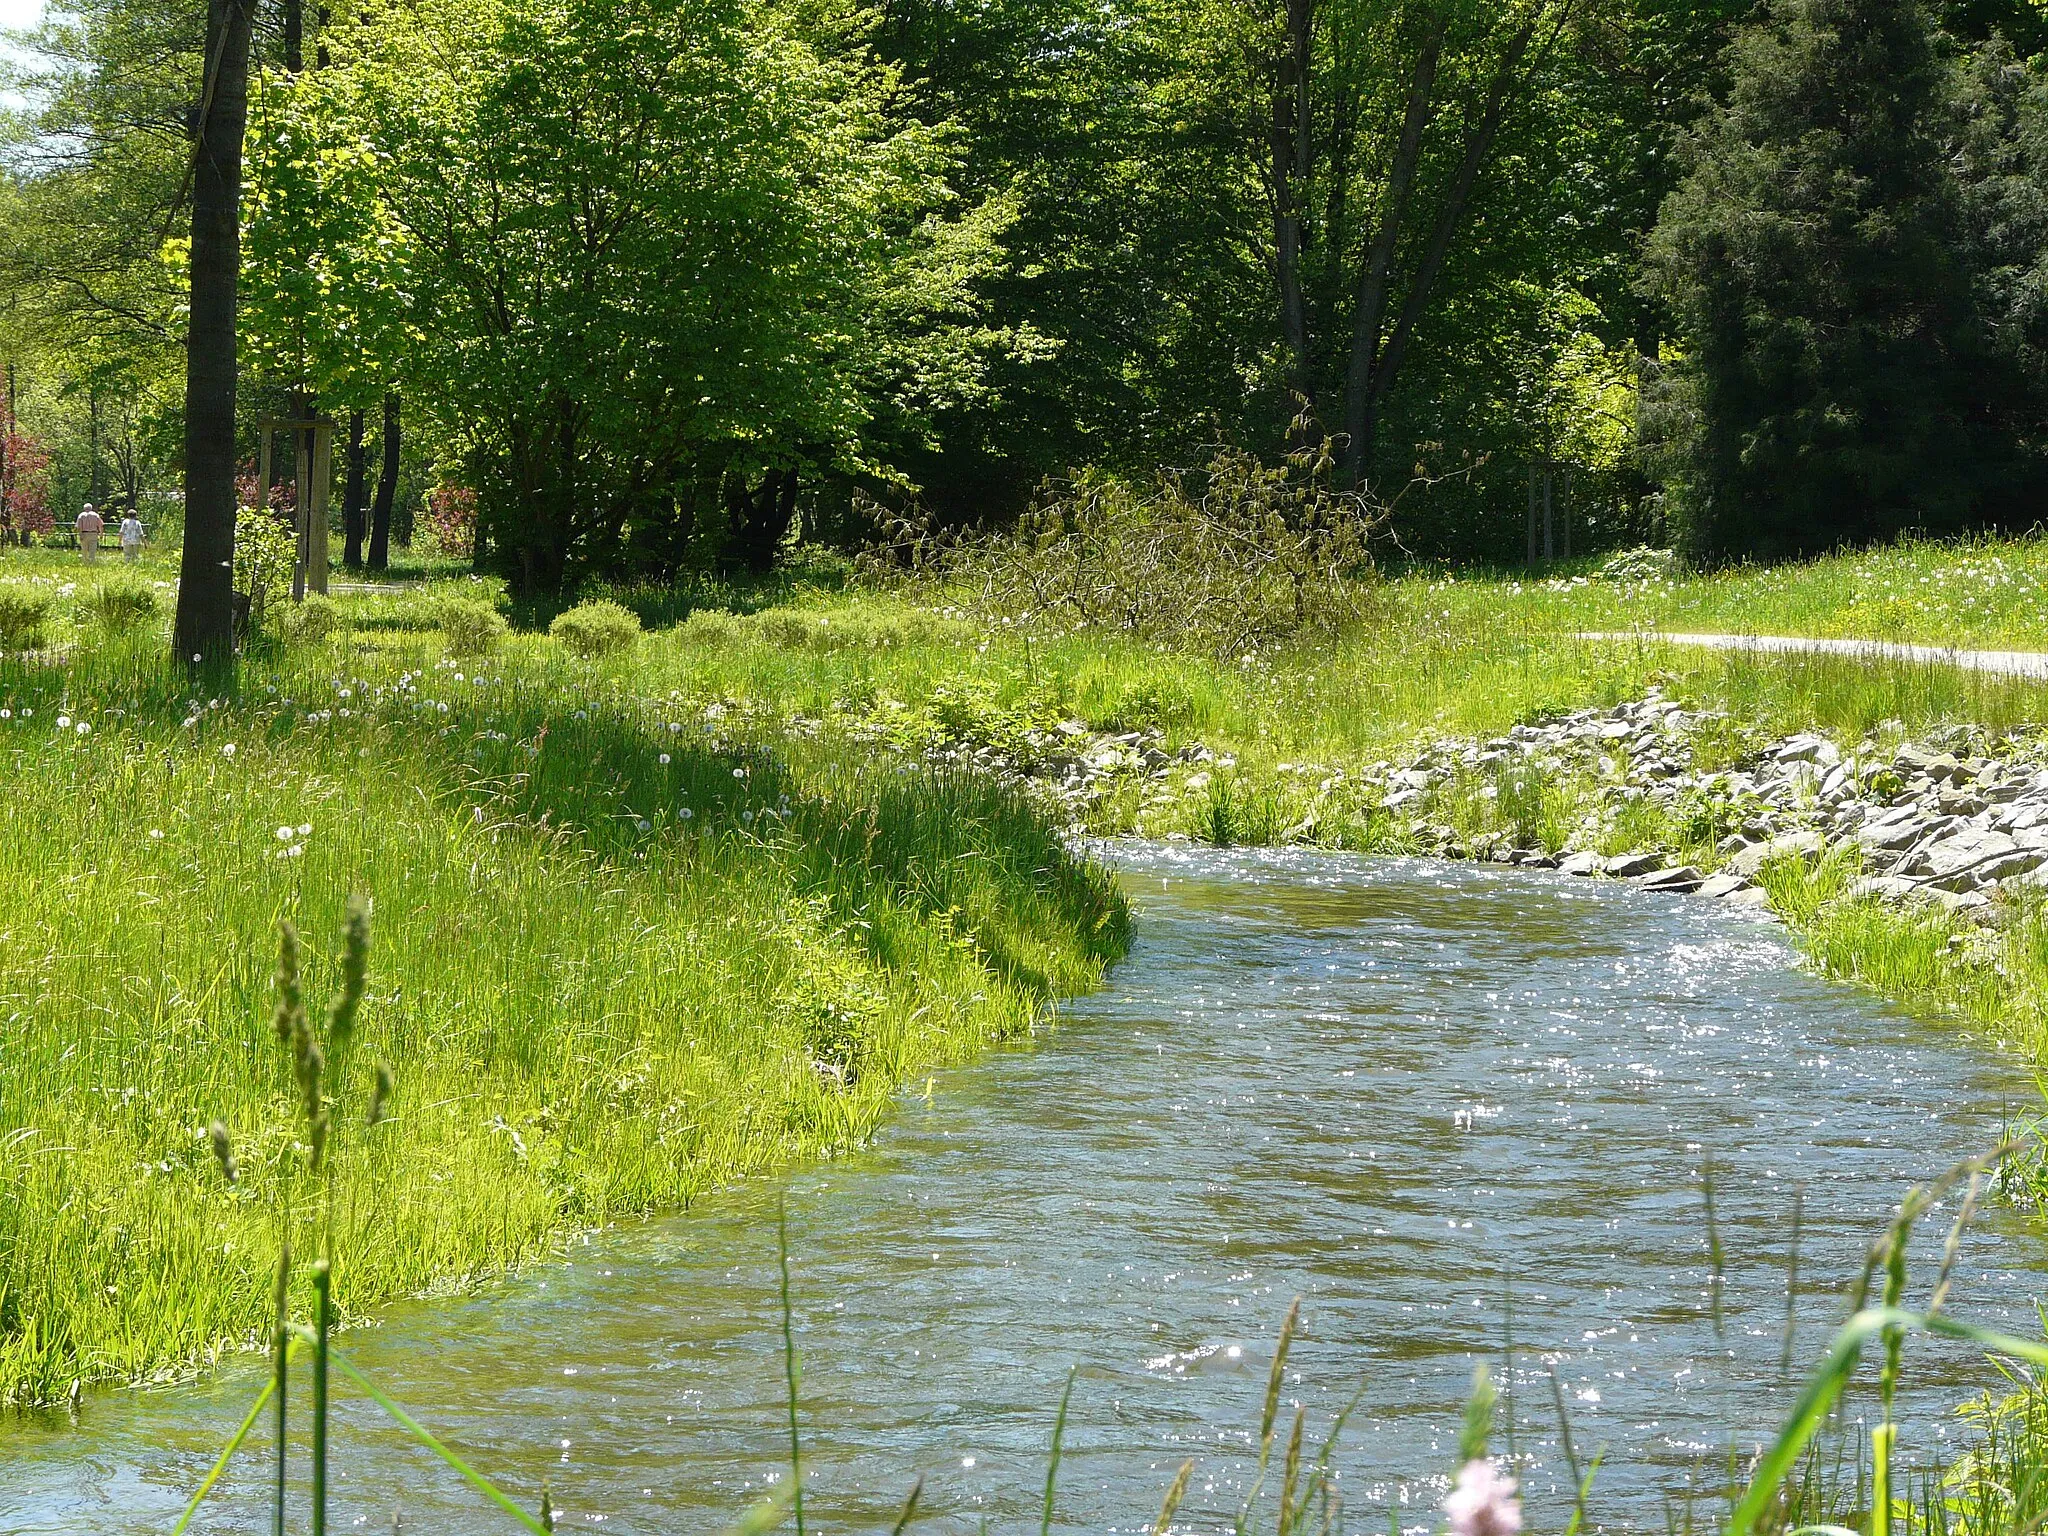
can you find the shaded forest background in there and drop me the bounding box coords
[2,0,2046,592]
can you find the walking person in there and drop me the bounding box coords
[119,508,143,564]
[75,503,102,563]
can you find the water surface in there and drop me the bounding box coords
[3,846,2042,1532]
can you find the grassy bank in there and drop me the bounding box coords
[0,567,1127,1405]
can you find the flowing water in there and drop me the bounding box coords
[3,845,2045,1533]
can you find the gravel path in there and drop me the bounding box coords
[1579,630,2048,680]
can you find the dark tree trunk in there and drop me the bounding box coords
[368,390,398,571]
[1339,19,1536,485]
[283,0,302,73]
[342,408,366,569]
[173,0,253,668]
[1269,0,1315,411]
[725,465,799,575]
[1338,17,1445,478]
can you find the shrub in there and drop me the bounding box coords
[0,586,51,650]
[549,599,641,657]
[279,592,338,646]
[437,596,509,656]
[677,608,748,649]
[233,507,297,634]
[862,439,1382,658]
[81,578,161,635]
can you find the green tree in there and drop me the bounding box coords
[1647,0,2048,560]
[322,0,1020,592]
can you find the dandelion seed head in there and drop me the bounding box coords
[659,753,670,765]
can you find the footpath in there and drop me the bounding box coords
[1578,629,2048,680]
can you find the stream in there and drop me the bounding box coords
[2,844,2043,1532]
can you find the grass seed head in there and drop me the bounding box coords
[327,894,371,1055]
[208,1119,238,1184]
[367,1058,395,1129]
[273,921,304,1045]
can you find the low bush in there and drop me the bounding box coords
[550,598,641,657]
[279,592,338,646]
[0,585,53,650]
[437,596,509,656]
[676,608,749,649]
[80,578,162,635]
[863,439,1383,658]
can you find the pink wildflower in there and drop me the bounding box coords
[1444,1458,1521,1536]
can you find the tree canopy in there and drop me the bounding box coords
[1,0,2044,592]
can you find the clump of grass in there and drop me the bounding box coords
[80,576,161,636]
[549,598,642,656]
[279,591,338,646]
[436,595,509,656]
[0,583,52,649]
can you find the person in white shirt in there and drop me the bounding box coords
[119,512,143,563]
[75,504,103,563]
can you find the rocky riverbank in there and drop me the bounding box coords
[919,685,2048,925]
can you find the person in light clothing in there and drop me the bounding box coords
[119,510,143,563]
[75,504,102,563]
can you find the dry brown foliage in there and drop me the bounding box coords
[861,436,1385,658]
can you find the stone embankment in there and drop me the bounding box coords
[1346,687,2048,917]
[976,686,2048,923]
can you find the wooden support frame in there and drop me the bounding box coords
[258,417,335,600]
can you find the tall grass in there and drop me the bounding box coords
[0,631,1127,1405]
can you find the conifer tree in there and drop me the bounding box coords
[1647,0,2043,559]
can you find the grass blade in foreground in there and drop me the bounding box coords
[1729,1306,2048,1536]
[328,1350,552,1535]
[172,1372,279,1536]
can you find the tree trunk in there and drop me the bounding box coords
[173,0,253,667]
[368,390,398,571]
[1343,19,1537,483]
[1338,17,1445,483]
[727,465,798,575]
[1269,0,1315,410]
[342,408,366,568]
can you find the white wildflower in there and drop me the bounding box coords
[221,743,236,757]
[659,753,670,765]
[1445,1460,1521,1536]
[55,715,70,729]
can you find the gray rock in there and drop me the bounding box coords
[1730,830,1824,877]
[1697,872,1753,899]
[1847,875,1924,902]
[1605,851,1665,877]
[1916,830,2025,886]
[1637,865,1706,892]
[1557,851,1602,877]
